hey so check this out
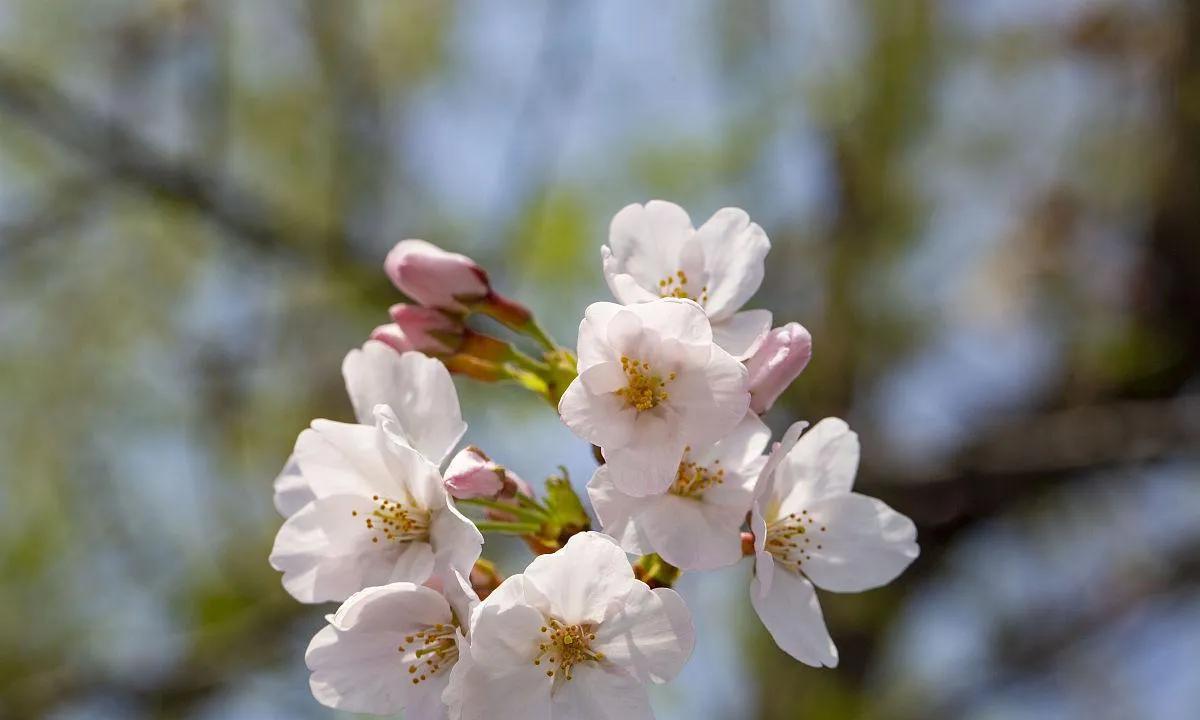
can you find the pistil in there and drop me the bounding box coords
[399,623,458,685]
[615,356,675,412]
[353,495,432,545]
[669,449,725,499]
[764,510,826,573]
[532,618,605,681]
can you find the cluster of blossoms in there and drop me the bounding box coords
[269,200,919,719]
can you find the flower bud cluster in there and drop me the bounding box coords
[270,200,918,720]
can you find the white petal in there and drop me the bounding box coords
[273,454,314,518]
[603,437,686,497]
[586,466,654,557]
[750,568,838,667]
[376,421,450,511]
[711,308,773,360]
[549,664,654,720]
[628,297,713,349]
[754,420,810,508]
[604,201,695,303]
[430,503,484,579]
[695,207,770,320]
[438,569,480,629]
[442,630,472,718]
[603,270,659,308]
[295,420,398,500]
[577,302,625,371]
[459,604,552,720]
[388,541,439,586]
[343,342,467,464]
[475,574,551,618]
[675,345,750,447]
[701,412,772,474]
[594,584,694,684]
[777,417,860,515]
[638,495,745,571]
[559,378,637,449]
[327,582,451,633]
[578,361,629,395]
[522,532,635,625]
[795,493,918,593]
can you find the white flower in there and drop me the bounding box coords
[273,341,467,518]
[587,413,770,570]
[750,418,918,667]
[445,532,694,720]
[602,200,772,359]
[559,299,750,496]
[306,570,479,718]
[269,406,483,603]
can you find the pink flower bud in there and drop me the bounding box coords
[443,446,508,500]
[373,304,464,356]
[745,322,813,414]
[384,239,490,312]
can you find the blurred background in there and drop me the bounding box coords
[2,1,1199,718]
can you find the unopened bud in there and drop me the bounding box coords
[370,304,464,355]
[444,446,516,500]
[384,239,490,313]
[745,322,813,414]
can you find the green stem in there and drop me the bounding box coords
[524,320,559,353]
[474,520,543,535]
[508,347,551,374]
[457,498,547,524]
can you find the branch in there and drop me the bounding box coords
[0,55,376,289]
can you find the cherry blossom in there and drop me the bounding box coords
[587,413,769,570]
[269,406,482,603]
[750,418,918,667]
[559,299,750,496]
[602,200,772,359]
[445,532,694,720]
[306,570,478,718]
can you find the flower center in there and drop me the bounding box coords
[615,356,675,412]
[657,269,708,304]
[352,495,431,545]
[764,510,827,574]
[398,623,458,685]
[669,447,725,500]
[532,618,605,681]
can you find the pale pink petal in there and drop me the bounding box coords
[695,207,770,320]
[586,466,655,557]
[342,342,467,464]
[750,568,838,667]
[522,532,635,625]
[712,308,773,360]
[549,664,654,720]
[558,378,637,449]
[638,495,746,571]
[576,302,624,370]
[777,417,860,515]
[794,493,918,593]
[273,454,314,518]
[593,584,694,684]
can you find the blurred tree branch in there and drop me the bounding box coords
[0,55,386,303]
